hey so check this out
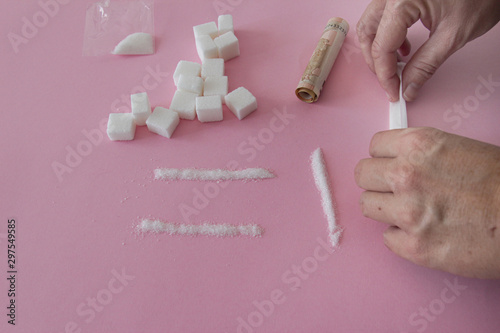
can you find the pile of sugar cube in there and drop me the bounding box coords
[107,15,258,141]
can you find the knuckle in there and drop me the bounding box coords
[391,0,413,14]
[398,200,423,226]
[360,197,370,218]
[405,128,430,150]
[403,128,446,161]
[356,20,365,36]
[407,237,430,266]
[354,161,363,186]
[382,231,391,247]
[382,231,394,251]
[359,192,379,219]
[368,138,376,156]
[386,160,417,191]
[390,0,422,28]
[370,38,384,60]
[390,0,406,15]
[357,31,372,45]
[411,60,439,82]
[369,131,388,156]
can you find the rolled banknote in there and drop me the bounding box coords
[296,17,349,103]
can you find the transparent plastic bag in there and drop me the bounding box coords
[83,0,155,56]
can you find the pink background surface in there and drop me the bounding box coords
[2,0,500,332]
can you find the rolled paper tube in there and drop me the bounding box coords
[296,17,349,103]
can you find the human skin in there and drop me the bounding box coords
[355,0,500,279]
[355,128,500,279]
[356,0,500,102]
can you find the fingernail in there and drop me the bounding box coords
[403,83,420,101]
[386,92,397,103]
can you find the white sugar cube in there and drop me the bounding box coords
[173,61,201,86]
[130,92,151,126]
[214,32,239,61]
[193,22,218,39]
[177,75,204,96]
[196,35,218,61]
[170,90,198,120]
[225,87,257,120]
[218,15,234,35]
[107,113,136,141]
[201,59,224,79]
[146,107,180,139]
[203,76,228,103]
[196,96,223,123]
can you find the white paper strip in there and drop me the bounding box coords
[137,219,264,238]
[154,168,275,181]
[310,148,342,248]
[389,62,408,129]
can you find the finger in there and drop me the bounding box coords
[356,0,387,72]
[383,226,429,267]
[398,38,411,57]
[371,3,421,101]
[369,129,407,157]
[402,25,462,101]
[354,158,393,192]
[383,225,409,253]
[359,191,400,225]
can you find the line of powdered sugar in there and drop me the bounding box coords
[137,219,264,238]
[310,148,342,247]
[154,168,275,181]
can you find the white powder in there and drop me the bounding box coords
[154,168,275,181]
[310,148,342,248]
[137,219,264,238]
[112,32,154,55]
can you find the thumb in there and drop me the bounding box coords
[402,26,462,102]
